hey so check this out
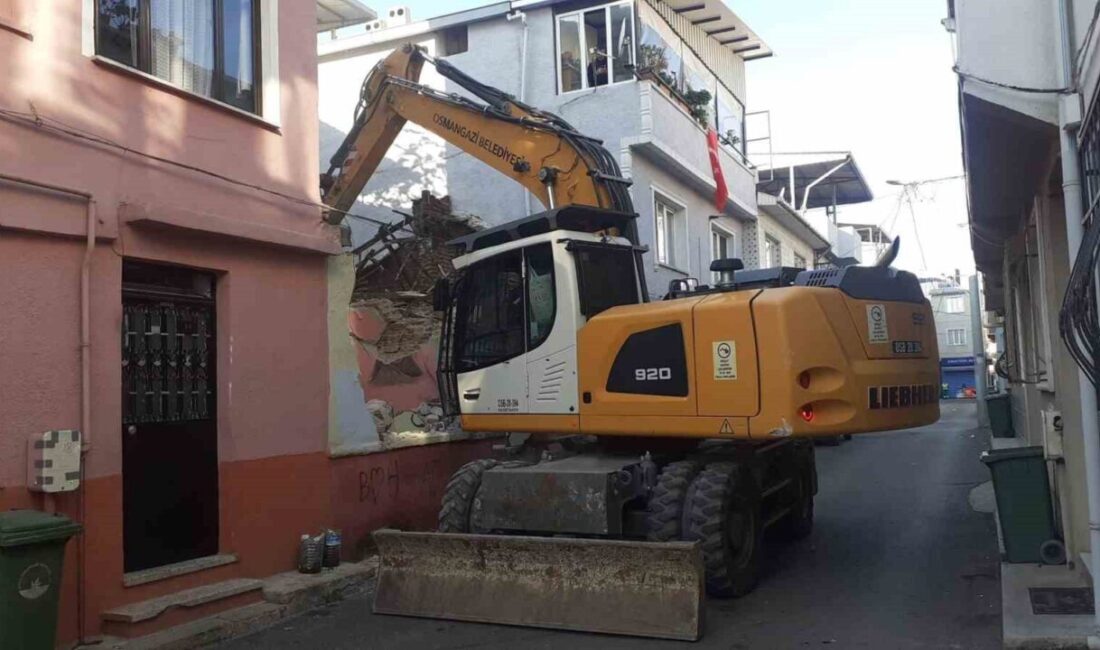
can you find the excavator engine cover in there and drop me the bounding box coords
[372,529,704,641]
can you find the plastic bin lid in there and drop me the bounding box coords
[0,510,81,548]
[980,446,1044,464]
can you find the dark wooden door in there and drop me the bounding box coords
[122,262,219,573]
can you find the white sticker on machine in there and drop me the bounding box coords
[713,341,737,380]
[867,304,889,343]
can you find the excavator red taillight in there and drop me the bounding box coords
[799,404,815,422]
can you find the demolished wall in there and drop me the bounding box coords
[342,191,481,450]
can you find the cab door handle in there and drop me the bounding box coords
[463,389,481,401]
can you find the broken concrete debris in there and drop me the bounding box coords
[350,191,477,445]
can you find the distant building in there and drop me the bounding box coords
[927,279,976,397]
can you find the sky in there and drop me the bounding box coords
[368,0,972,278]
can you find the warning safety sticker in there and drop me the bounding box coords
[713,341,737,380]
[866,304,889,343]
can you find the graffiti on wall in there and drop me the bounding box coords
[357,455,444,506]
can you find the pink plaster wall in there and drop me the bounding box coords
[0,3,334,642]
[0,0,329,483]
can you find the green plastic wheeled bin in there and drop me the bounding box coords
[986,394,1014,438]
[0,511,81,650]
[981,447,1058,564]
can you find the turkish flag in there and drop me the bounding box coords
[707,129,729,213]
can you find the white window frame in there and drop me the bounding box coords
[555,0,636,95]
[652,187,688,273]
[710,223,736,284]
[946,328,967,347]
[81,0,282,127]
[764,234,782,268]
[1030,209,1055,390]
[943,295,966,314]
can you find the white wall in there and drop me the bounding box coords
[954,0,1059,124]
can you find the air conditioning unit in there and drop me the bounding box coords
[365,19,386,32]
[387,6,412,25]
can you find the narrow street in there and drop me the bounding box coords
[221,401,1000,650]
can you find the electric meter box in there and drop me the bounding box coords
[27,430,82,493]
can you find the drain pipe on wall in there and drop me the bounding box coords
[969,274,989,427]
[0,172,96,643]
[1054,0,1100,630]
[507,9,532,215]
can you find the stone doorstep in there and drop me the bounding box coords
[88,559,378,650]
[102,579,264,624]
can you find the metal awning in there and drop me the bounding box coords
[959,93,1056,278]
[657,0,772,59]
[317,0,376,32]
[756,157,873,211]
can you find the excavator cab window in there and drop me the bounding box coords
[453,244,558,372]
[455,249,525,372]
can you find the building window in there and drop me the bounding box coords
[710,226,735,283]
[944,295,966,314]
[946,328,967,347]
[764,235,782,268]
[442,25,468,56]
[556,1,634,94]
[793,253,807,269]
[95,0,260,114]
[655,193,685,269]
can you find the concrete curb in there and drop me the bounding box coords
[88,558,378,650]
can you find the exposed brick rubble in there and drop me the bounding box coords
[349,191,480,441]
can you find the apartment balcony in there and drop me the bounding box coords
[627,77,757,220]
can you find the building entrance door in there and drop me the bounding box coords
[121,261,219,573]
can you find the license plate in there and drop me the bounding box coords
[892,341,922,354]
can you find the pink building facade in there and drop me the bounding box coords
[1,1,330,645]
[0,3,494,645]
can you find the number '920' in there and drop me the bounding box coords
[635,367,673,381]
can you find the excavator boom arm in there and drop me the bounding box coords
[321,45,633,223]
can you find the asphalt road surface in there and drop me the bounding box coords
[221,401,1000,649]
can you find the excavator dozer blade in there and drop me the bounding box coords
[372,529,704,641]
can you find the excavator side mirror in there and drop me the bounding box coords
[432,278,451,312]
[873,236,901,268]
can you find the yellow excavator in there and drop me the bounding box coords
[322,44,940,641]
